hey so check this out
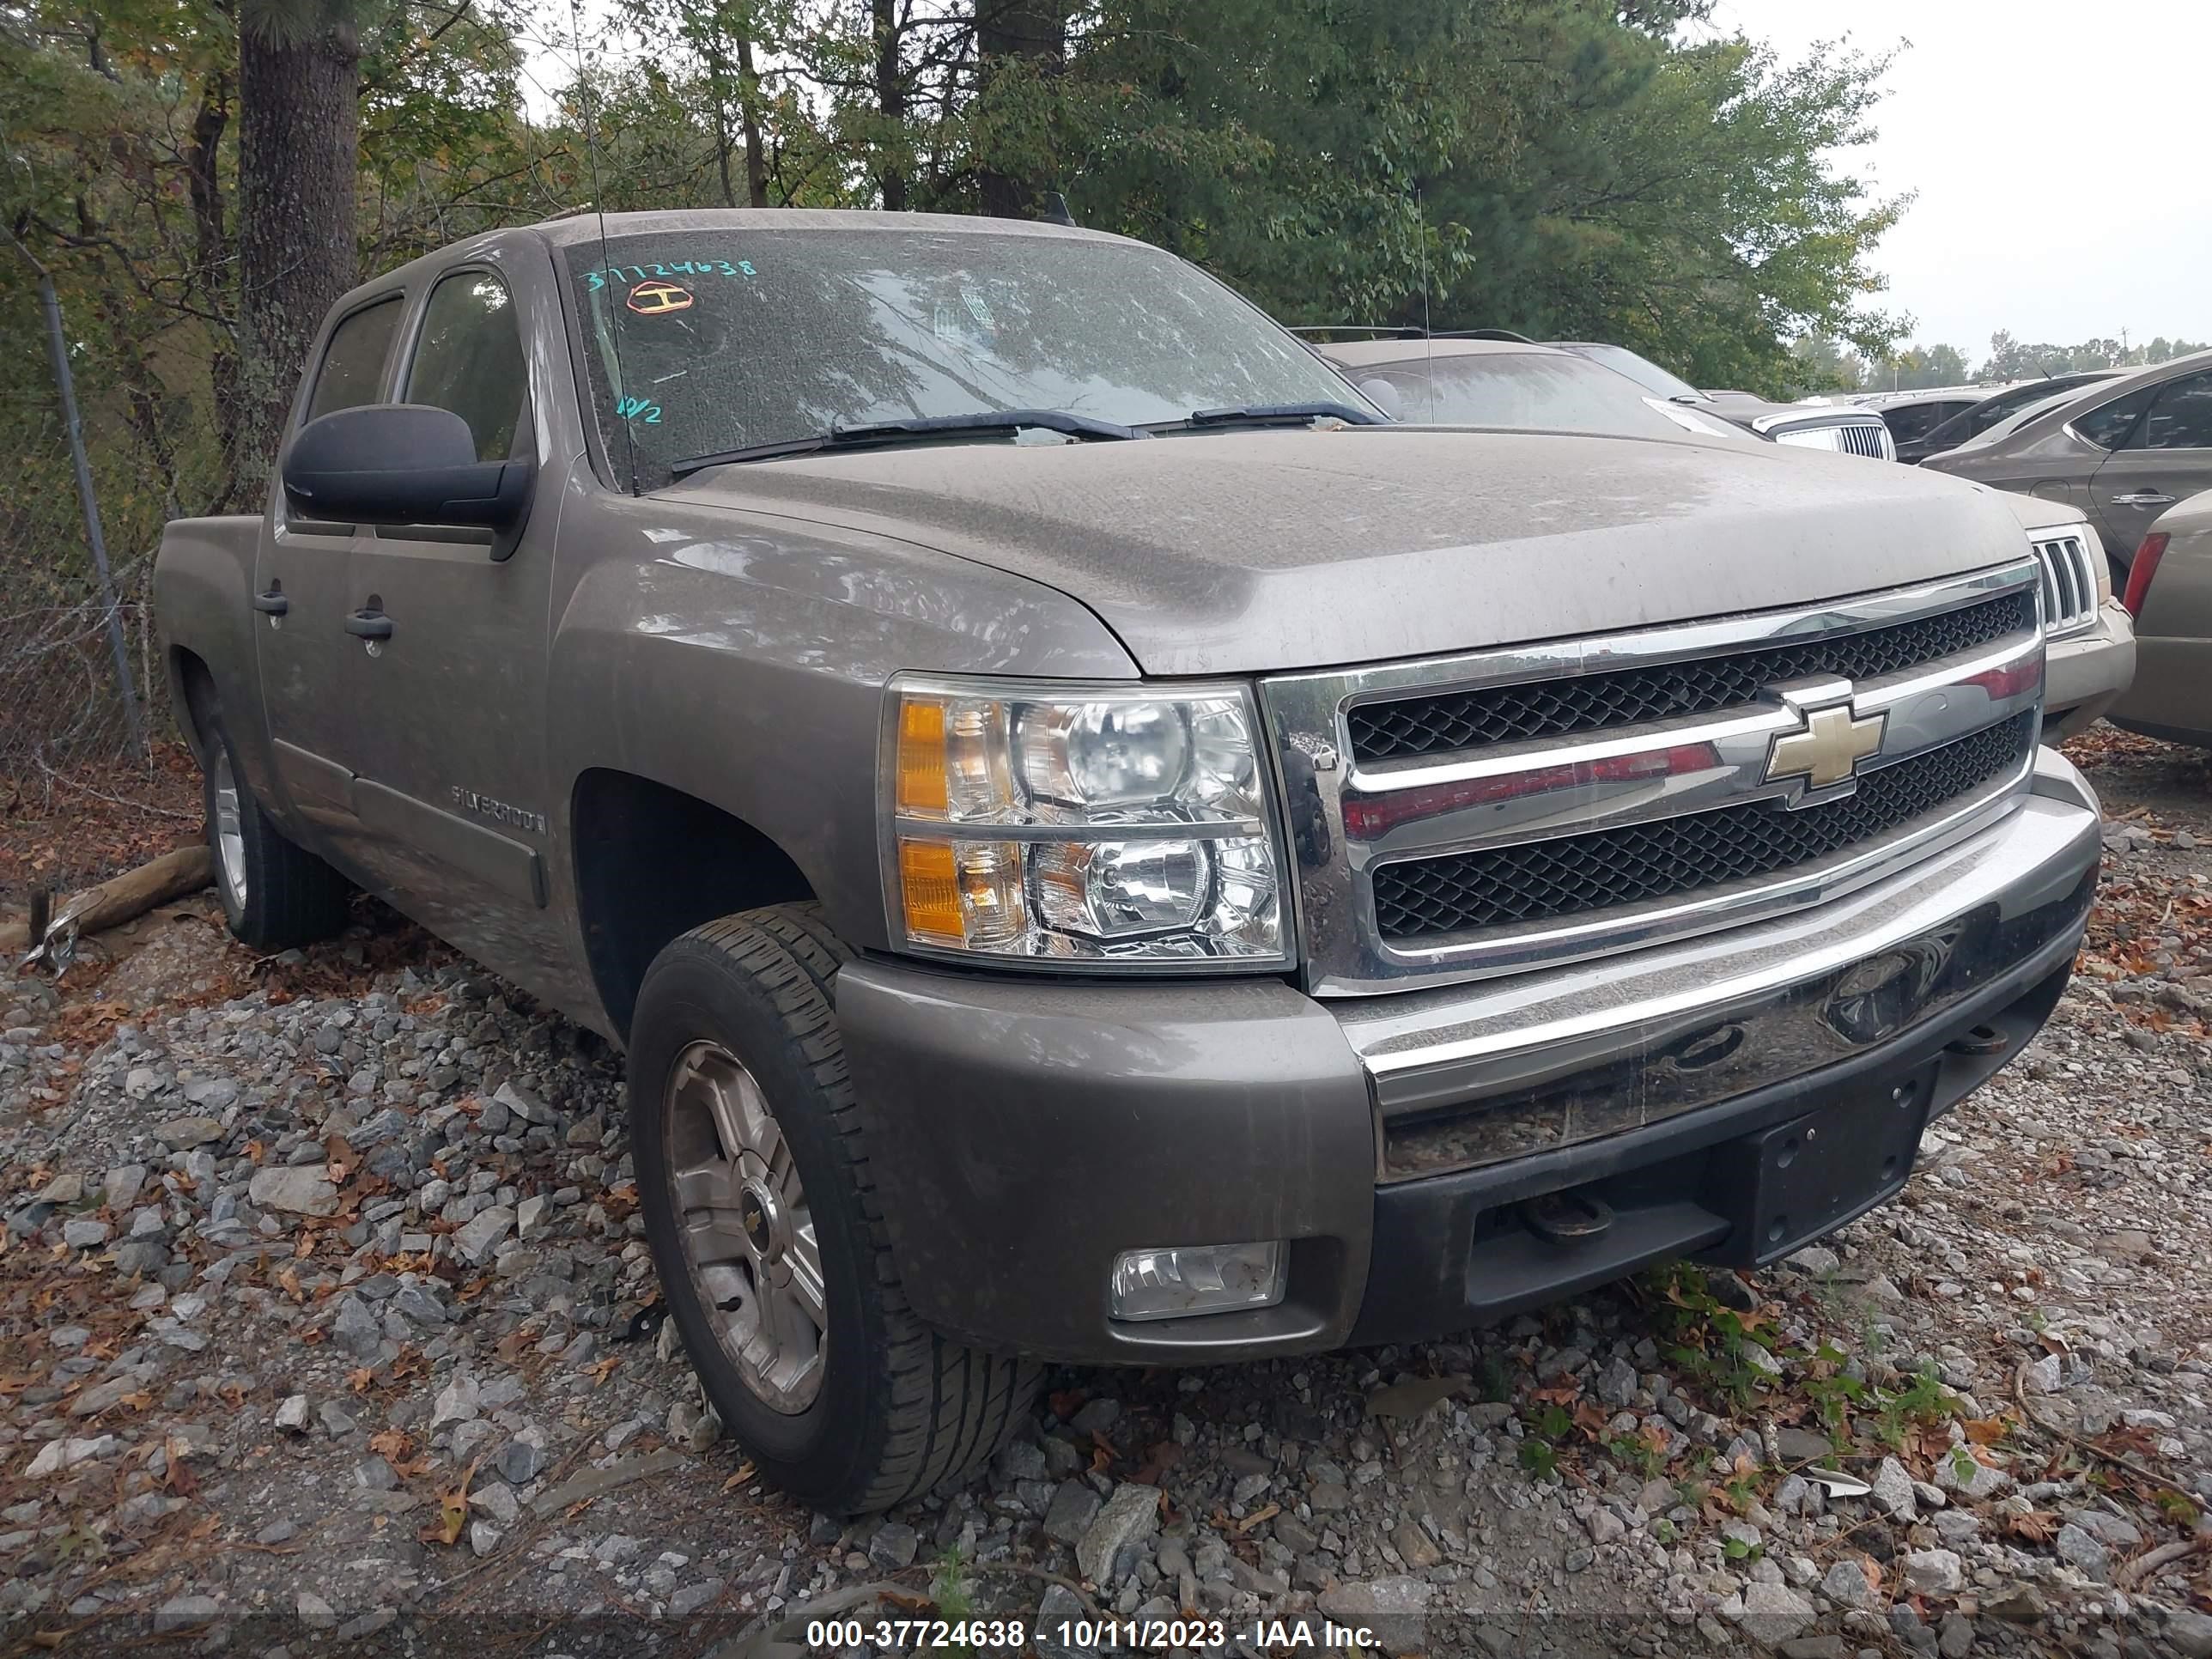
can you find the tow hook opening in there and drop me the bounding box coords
[1945,1022,2009,1056]
[1521,1188,1614,1246]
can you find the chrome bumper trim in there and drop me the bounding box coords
[1334,747,2100,1180]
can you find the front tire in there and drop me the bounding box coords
[629,904,1039,1516]
[198,710,351,951]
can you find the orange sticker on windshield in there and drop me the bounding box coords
[627,280,694,316]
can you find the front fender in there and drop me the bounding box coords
[544,496,1138,952]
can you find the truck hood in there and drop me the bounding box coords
[665,427,2032,677]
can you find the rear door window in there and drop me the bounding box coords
[2074,386,2158,451]
[2139,371,2212,450]
[304,297,402,423]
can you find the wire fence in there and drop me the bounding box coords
[0,574,165,776]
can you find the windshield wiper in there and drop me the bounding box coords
[671,409,1147,478]
[1183,402,1389,428]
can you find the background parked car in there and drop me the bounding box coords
[1923,349,2212,580]
[2110,487,2212,749]
[1320,339,2133,738]
[1859,386,2001,461]
[1544,342,1896,456]
[1704,388,1897,458]
[1902,371,2126,465]
[1315,337,1753,441]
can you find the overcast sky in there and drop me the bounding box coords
[1707,0,2212,354]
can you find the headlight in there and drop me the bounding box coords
[886,678,1287,965]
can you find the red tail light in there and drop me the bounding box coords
[2123,532,2169,618]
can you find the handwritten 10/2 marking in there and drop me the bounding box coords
[585,258,756,292]
[615,397,663,424]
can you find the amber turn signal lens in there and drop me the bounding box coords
[898,838,963,942]
[896,697,949,815]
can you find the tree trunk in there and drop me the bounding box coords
[738,32,769,207]
[976,1,1069,221]
[235,15,361,478]
[872,0,906,210]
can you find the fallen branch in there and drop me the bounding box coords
[3,844,212,957]
[2118,1534,2211,1589]
[31,754,198,821]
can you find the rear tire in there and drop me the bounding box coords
[629,902,1040,1516]
[198,708,352,951]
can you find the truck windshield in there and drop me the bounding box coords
[563,228,1373,489]
[1356,351,1754,442]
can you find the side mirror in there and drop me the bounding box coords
[282,404,532,556]
[1357,377,1405,422]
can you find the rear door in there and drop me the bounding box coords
[255,295,403,852]
[2091,368,2212,563]
[334,259,571,989]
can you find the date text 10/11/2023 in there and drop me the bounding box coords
[805,1618,1383,1650]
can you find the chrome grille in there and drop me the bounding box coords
[1346,589,2035,761]
[2031,533,2100,635]
[1836,422,1894,459]
[1260,561,2047,995]
[1372,714,2033,939]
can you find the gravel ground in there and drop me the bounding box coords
[3,730,2210,1659]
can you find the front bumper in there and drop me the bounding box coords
[2043,604,2136,739]
[838,750,2101,1365]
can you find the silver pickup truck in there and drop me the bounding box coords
[155,208,2102,1516]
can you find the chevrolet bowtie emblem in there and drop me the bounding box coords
[1765,702,1887,792]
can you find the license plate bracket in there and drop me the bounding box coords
[1703,1065,1937,1267]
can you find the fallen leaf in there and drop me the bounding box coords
[2007,1510,2060,1543]
[1235,1503,1279,1534]
[585,1353,620,1385]
[1962,1416,2013,1446]
[422,1456,480,1547]
[720,1461,757,1492]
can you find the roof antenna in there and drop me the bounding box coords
[1415,185,1435,422]
[1040,191,1077,227]
[568,0,639,494]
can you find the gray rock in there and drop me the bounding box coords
[1068,1398,1121,1436]
[103,1164,148,1211]
[61,1218,110,1249]
[453,1204,515,1265]
[1043,1480,1103,1547]
[1935,1449,2013,1500]
[1820,1557,1879,1610]
[2166,1608,2212,1659]
[1316,1577,1431,1652]
[250,1164,341,1218]
[275,1394,310,1432]
[1075,1483,1158,1583]
[1936,1612,1974,1659]
[1595,1355,1638,1407]
[298,1591,337,1630]
[2053,1522,2110,1582]
[1869,1455,1917,1521]
[1035,1583,1091,1659]
[495,1437,547,1486]
[670,1577,726,1619]
[153,1594,220,1633]
[154,1115,222,1148]
[1784,1244,1839,1275]
[868,1521,919,1571]
[1390,1519,1442,1569]
[1738,1583,1816,1648]
[1587,1506,1626,1545]
[1901,1548,1963,1596]
[331,1296,383,1358]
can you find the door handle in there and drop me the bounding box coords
[2111,491,2177,507]
[251,588,289,616]
[345,610,395,641]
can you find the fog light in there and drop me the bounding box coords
[1108,1241,1285,1322]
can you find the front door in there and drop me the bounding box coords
[335,262,580,998]
[2092,367,2212,565]
[255,295,404,860]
